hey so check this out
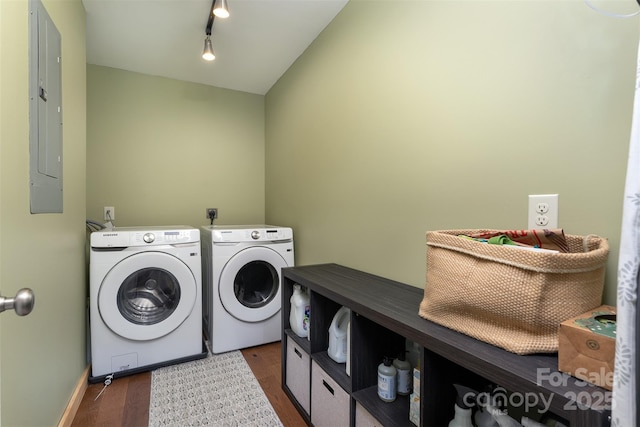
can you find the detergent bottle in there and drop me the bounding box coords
[327,306,350,363]
[377,356,397,402]
[289,284,310,338]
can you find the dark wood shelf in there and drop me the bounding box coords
[282,263,610,427]
[312,350,351,394]
[284,328,311,355]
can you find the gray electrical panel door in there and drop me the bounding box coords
[29,0,63,213]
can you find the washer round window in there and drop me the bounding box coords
[117,267,181,325]
[233,261,278,308]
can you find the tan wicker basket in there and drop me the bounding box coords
[418,229,609,354]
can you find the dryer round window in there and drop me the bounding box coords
[219,246,287,323]
[233,260,278,309]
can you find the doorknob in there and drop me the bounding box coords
[0,288,35,316]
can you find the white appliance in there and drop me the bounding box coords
[201,225,294,354]
[89,226,205,382]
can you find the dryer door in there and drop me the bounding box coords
[98,251,197,341]
[219,246,286,322]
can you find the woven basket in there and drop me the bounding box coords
[418,229,609,354]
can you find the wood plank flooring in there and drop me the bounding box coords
[72,341,305,426]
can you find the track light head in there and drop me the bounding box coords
[213,0,230,18]
[202,36,215,61]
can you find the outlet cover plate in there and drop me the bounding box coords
[528,194,558,229]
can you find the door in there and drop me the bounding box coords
[98,251,197,341]
[218,246,287,322]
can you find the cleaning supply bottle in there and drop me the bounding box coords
[475,386,499,427]
[305,287,311,341]
[393,352,412,395]
[474,385,522,427]
[475,403,499,427]
[520,416,546,427]
[289,284,310,338]
[407,340,421,370]
[328,306,350,363]
[346,320,351,376]
[489,408,522,427]
[377,356,397,402]
[449,384,476,427]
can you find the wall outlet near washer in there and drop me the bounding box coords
[528,194,558,229]
[103,206,115,221]
[206,208,218,220]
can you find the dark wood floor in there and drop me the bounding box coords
[71,341,306,426]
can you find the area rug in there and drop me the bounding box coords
[148,350,283,426]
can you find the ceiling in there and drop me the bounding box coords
[83,0,348,95]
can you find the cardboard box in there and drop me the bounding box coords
[409,393,420,426]
[558,305,616,390]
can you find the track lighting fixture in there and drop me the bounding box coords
[202,35,215,61]
[213,0,229,19]
[202,0,228,61]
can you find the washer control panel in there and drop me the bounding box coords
[91,227,199,248]
[210,225,293,243]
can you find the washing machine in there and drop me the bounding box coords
[201,225,294,354]
[89,226,206,382]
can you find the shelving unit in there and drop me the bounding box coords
[281,263,611,427]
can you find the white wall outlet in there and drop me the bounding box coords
[104,206,115,221]
[528,194,558,229]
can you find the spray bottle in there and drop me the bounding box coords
[449,384,477,427]
[476,385,522,427]
[475,385,499,427]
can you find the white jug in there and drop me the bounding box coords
[328,306,350,363]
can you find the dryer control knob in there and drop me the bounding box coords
[143,233,155,243]
[251,230,260,240]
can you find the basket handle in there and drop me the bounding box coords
[583,234,600,252]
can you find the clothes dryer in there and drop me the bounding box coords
[201,225,294,354]
[89,226,206,382]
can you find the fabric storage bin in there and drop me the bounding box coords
[355,402,383,427]
[311,360,350,427]
[285,336,310,415]
[418,229,609,355]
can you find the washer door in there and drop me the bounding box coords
[219,246,286,322]
[98,251,197,341]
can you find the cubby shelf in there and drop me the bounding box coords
[281,263,611,427]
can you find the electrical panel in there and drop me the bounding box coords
[29,0,63,213]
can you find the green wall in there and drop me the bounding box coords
[265,0,640,305]
[0,0,87,424]
[86,65,266,227]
